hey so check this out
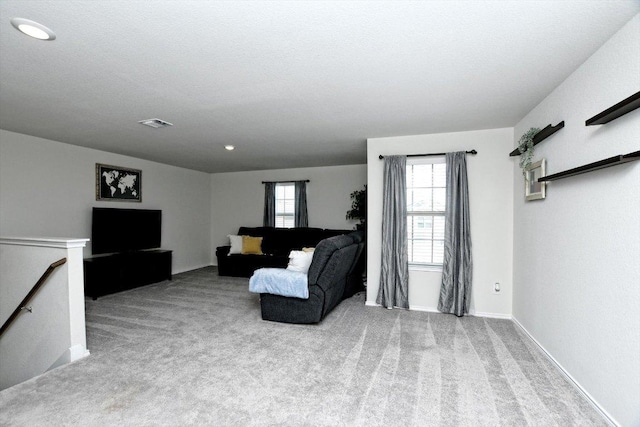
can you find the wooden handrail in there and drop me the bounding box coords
[0,258,67,338]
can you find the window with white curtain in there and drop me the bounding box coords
[406,158,447,266]
[275,183,295,228]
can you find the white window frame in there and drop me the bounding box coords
[406,156,446,270]
[275,182,295,228]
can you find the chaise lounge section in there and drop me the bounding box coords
[258,231,364,324]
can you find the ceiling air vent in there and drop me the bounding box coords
[138,118,173,129]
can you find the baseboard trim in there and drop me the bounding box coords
[48,345,90,372]
[69,344,90,362]
[365,301,511,319]
[365,301,410,310]
[469,310,512,320]
[407,304,439,313]
[173,264,214,275]
[512,316,618,427]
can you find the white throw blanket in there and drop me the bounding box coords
[249,268,309,299]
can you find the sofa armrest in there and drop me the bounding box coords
[216,246,231,257]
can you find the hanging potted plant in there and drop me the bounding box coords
[518,127,540,175]
[346,185,367,231]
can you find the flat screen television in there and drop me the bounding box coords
[92,207,162,255]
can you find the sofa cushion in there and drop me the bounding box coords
[241,236,263,254]
[238,227,328,256]
[348,230,365,244]
[228,235,243,255]
[286,250,314,273]
[307,234,355,285]
[218,252,288,277]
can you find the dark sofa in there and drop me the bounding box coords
[216,226,352,277]
[259,231,365,324]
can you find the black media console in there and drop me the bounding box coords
[84,249,172,300]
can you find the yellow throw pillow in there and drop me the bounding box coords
[241,236,263,255]
[302,247,315,253]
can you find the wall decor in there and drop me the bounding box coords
[517,127,541,174]
[585,90,640,125]
[96,163,141,202]
[539,150,640,182]
[509,122,564,157]
[525,159,546,201]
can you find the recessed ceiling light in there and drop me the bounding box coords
[10,18,56,41]
[224,145,235,151]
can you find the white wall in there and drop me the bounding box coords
[0,130,212,273]
[367,128,514,316]
[512,15,640,427]
[210,164,367,258]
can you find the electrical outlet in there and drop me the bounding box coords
[493,282,501,294]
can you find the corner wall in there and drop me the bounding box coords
[210,164,367,261]
[367,128,514,316]
[512,15,640,427]
[0,130,212,273]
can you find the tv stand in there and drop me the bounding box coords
[84,249,172,299]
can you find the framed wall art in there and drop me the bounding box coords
[96,163,141,202]
[525,159,546,201]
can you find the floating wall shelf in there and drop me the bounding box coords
[509,121,564,157]
[538,150,640,182]
[585,91,640,125]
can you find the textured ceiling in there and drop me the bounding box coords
[0,1,638,173]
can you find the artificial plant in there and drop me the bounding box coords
[346,185,367,231]
[518,127,540,174]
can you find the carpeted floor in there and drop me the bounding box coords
[0,267,605,426]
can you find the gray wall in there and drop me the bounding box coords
[512,14,639,426]
[210,164,367,260]
[0,130,212,274]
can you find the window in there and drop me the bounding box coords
[406,159,446,266]
[275,183,295,228]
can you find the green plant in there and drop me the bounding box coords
[346,185,367,230]
[518,127,540,174]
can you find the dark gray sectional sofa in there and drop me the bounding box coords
[216,226,353,277]
[260,231,365,324]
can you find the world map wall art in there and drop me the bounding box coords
[96,163,142,202]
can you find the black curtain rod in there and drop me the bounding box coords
[261,179,310,184]
[378,149,477,160]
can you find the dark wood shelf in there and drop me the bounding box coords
[509,122,564,157]
[538,150,640,182]
[586,91,640,126]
